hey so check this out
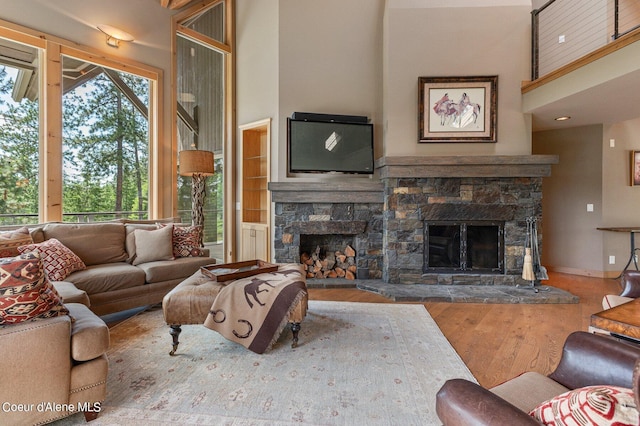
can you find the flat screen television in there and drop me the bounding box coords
[287,117,374,174]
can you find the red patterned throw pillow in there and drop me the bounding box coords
[529,385,639,426]
[0,227,33,258]
[158,224,202,258]
[18,238,86,281]
[0,252,69,326]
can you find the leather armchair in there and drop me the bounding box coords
[620,270,640,298]
[0,303,109,425]
[601,270,640,309]
[436,331,640,426]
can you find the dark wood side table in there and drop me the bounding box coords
[590,297,640,342]
[597,227,640,278]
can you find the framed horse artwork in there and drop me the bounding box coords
[418,75,498,143]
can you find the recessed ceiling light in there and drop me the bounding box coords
[554,116,571,121]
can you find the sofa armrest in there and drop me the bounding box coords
[436,379,541,426]
[620,270,640,297]
[0,316,73,425]
[549,331,640,389]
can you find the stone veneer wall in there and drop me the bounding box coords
[270,182,385,280]
[273,202,384,279]
[269,155,558,286]
[383,176,542,285]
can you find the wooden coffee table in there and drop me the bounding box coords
[590,297,640,342]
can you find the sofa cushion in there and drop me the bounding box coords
[18,238,87,281]
[529,385,638,425]
[65,263,146,294]
[132,226,174,266]
[124,223,157,263]
[42,223,127,266]
[0,252,69,326]
[66,303,109,362]
[137,256,215,283]
[0,227,33,257]
[490,371,570,413]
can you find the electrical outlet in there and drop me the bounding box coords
[558,35,565,43]
[587,204,594,212]
[609,255,616,264]
[610,139,615,148]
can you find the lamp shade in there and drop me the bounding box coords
[179,150,215,176]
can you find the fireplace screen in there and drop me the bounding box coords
[424,221,504,273]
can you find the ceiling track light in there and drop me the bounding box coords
[97,24,134,48]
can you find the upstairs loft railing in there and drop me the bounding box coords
[531,0,640,80]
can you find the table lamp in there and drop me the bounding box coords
[179,149,215,246]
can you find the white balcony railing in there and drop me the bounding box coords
[532,0,640,80]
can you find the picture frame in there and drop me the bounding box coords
[631,151,640,186]
[418,75,498,143]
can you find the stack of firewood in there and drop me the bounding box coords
[300,245,357,279]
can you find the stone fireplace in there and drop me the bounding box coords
[270,155,558,286]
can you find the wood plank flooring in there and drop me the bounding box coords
[308,271,622,388]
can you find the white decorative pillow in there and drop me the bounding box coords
[529,385,639,426]
[18,238,86,281]
[132,225,174,266]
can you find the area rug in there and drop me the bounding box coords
[54,301,475,425]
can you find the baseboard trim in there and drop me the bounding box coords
[547,266,619,279]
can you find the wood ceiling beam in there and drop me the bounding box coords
[160,0,194,10]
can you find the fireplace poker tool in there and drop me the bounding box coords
[519,216,549,293]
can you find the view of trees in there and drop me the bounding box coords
[1,61,223,246]
[0,64,150,225]
[62,68,150,221]
[0,67,39,222]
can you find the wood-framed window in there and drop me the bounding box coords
[173,0,235,262]
[0,19,162,226]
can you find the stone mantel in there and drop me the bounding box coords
[375,155,559,178]
[268,181,384,203]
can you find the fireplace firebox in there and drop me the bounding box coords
[425,221,504,274]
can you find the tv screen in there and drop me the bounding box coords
[287,118,374,174]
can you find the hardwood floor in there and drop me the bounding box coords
[308,271,622,388]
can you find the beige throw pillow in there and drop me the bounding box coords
[132,225,174,266]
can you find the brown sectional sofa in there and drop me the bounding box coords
[0,302,110,425]
[28,220,216,316]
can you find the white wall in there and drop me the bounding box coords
[383,2,532,156]
[236,0,279,129]
[602,120,640,274]
[236,0,534,182]
[276,0,385,181]
[533,125,604,276]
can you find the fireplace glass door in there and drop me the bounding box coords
[425,221,504,273]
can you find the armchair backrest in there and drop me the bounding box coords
[549,331,640,390]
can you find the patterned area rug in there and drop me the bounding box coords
[55,301,475,425]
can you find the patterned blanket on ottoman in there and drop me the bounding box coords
[203,263,307,354]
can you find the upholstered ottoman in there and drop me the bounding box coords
[162,264,307,355]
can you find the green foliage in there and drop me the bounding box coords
[0,64,150,224]
[0,67,39,218]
